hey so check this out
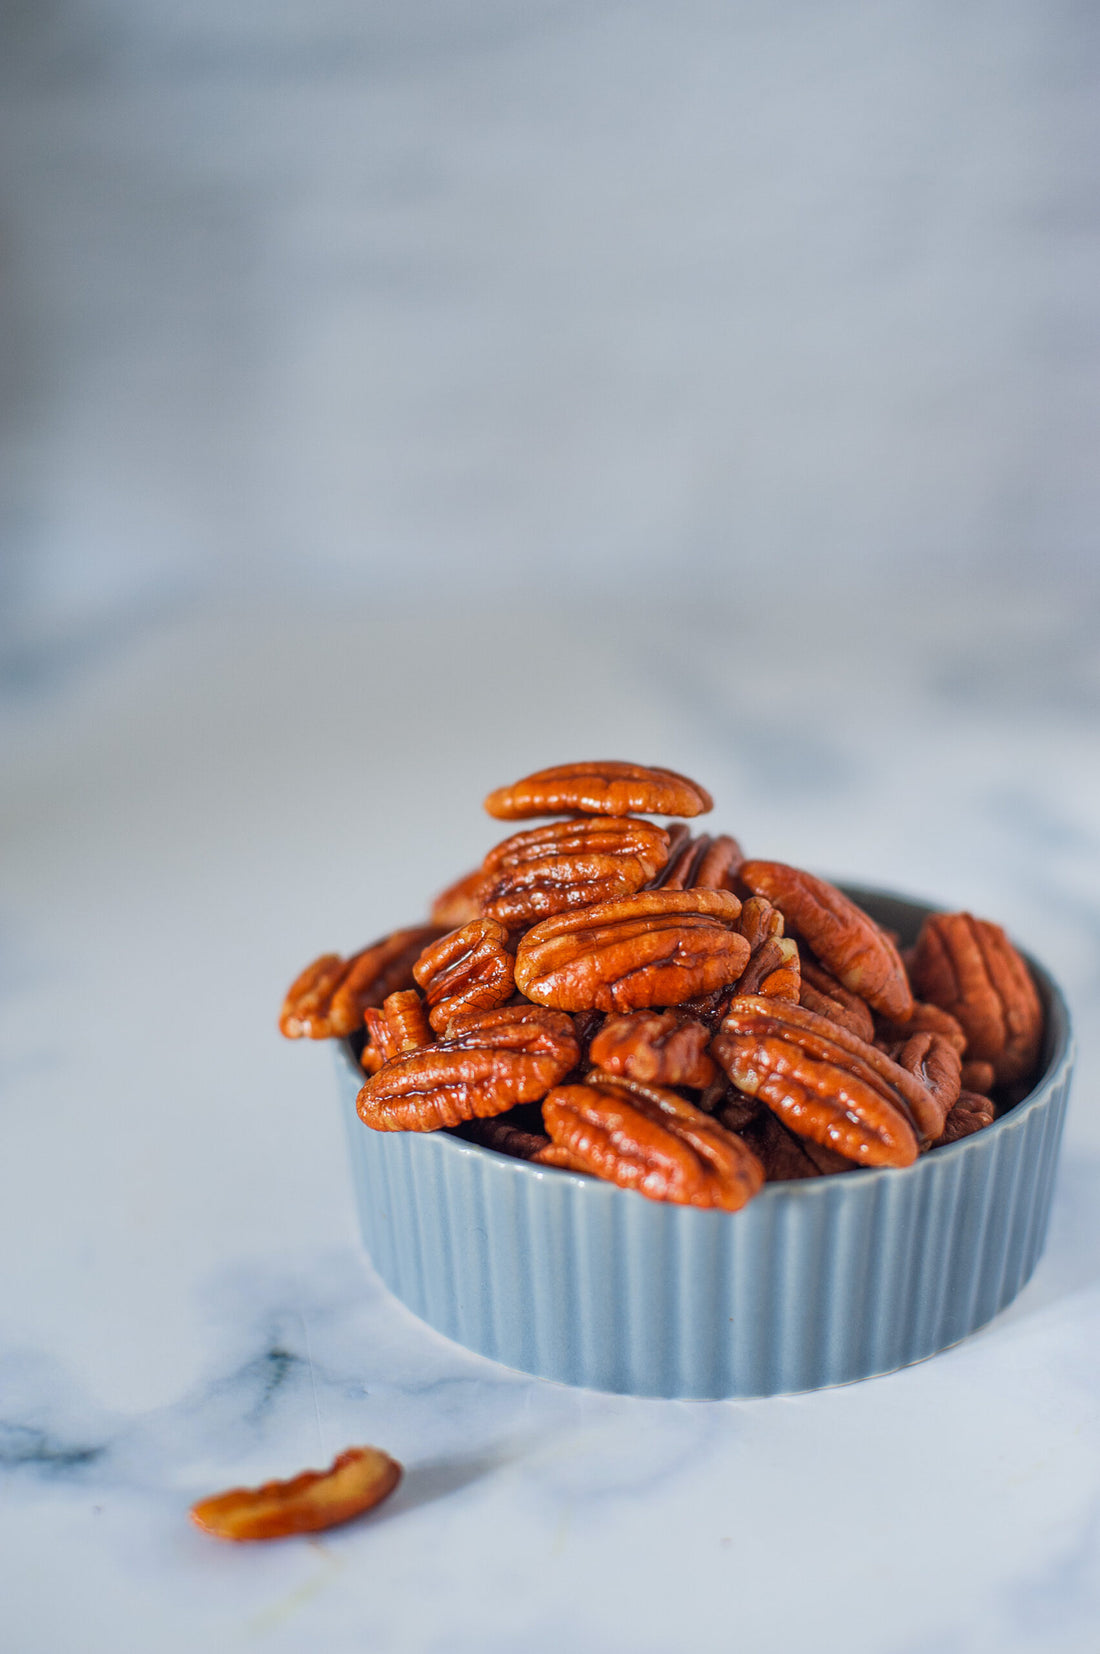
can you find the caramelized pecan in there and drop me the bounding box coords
[479,817,670,926]
[739,862,913,1022]
[484,760,713,820]
[889,1030,962,1121]
[412,918,515,1034]
[874,1000,967,1055]
[513,889,750,1014]
[932,1088,996,1146]
[429,867,487,928]
[356,1005,578,1131]
[798,957,876,1042]
[541,1073,764,1210]
[734,898,801,1000]
[712,996,925,1166]
[738,1108,853,1182]
[362,989,433,1071]
[658,833,744,891]
[279,926,444,1039]
[457,1113,552,1161]
[589,1010,717,1088]
[190,1446,402,1541]
[909,912,1042,1086]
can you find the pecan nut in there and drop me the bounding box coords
[888,1029,962,1121]
[733,897,801,1000]
[739,861,913,1022]
[798,956,876,1042]
[513,889,750,1014]
[711,996,925,1166]
[484,760,713,820]
[541,1073,764,1210]
[589,1010,717,1088]
[279,926,444,1039]
[356,1005,579,1131]
[932,1089,996,1147]
[737,1108,854,1182]
[908,912,1042,1086]
[362,989,433,1072]
[479,817,670,927]
[190,1446,402,1541]
[429,867,487,928]
[412,918,516,1034]
[657,833,744,891]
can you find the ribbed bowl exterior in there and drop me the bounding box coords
[336,891,1074,1398]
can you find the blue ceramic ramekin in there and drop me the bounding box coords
[334,888,1074,1398]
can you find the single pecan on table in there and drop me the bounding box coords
[190,1446,402,1541]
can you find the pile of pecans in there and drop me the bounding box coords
[280,761,1045,1213]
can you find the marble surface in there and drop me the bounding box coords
[2,596,1099,1653]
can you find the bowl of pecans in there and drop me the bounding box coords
[281,761,1074,1398]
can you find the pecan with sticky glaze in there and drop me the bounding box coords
[739,861,913,1022]
[874,1000,966,1055]
[357,1004,578,1131]
[514,889,749,1014]
[479,816,670,927]
[909,912,1042,1087]
[888,1029,962,1122]
[712,996,927,1165]
[932,1088,996,1146]
[798,956,876,1043]
[589,1010,717,1088]
[429,867,487,929]
[541,1072,764,1210]
[657,833,744,891]
[737,1108,854,1182]
[484,760,713,821]
[279,926,444,1039]
[190,1446,401,1541]
[413,918,515,1034]
[362,989,433,1072]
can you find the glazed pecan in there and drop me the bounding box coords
[874,1000,967,1055]
[589,1010,717,1088]
[457,1113,552,1161]
[712,996,925,1166]
[909,912,1042,1086]
[429,867,487,929]
[738,1108,853,1182]
[484,760,713,820]
[541,1073,764,1210]
[798,957,876,1042]
[961,1059,995,1095]
[739,861,913,1022]
[479,817,670,927]
[190,1446,402,1541]
[279,926,444,1039]
[513,889,750,1014]
[357,1005,578,1131]
[889,1030,962,1122]
[733,898,801,1000]
[362,989,433,1072]
[412,918,515,1034]
[932,1089,996,1146]
[658,833,744,891]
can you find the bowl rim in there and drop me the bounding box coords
[340,882,1074,1212]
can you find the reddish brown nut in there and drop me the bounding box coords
[412,919,516,1035]
[541,1073,764,1210]
[457,1114,552,1161]
[738,1108,854,1182]
[712,997,925,1166]
[909,912,1042,1087]
[961,1059,996,1095]
[479,817,670,926]
[798,957,876,1043]
[429,867,487,928]
[658,834,744,891]
[514,889,750,1014]
[739,861,913,1022]
[357,1005,579,1131]
[733,898,801,1000]
[589,1010,718,1088]
[889,1030,962,1121]
[279,926,445,1039]
[190,1446,402,1541]
[484,760,713,820]
[932,1089,996,1147]
[363,989,433,1069]
[875,1000,967,1055]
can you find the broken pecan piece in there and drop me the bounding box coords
[712,996,925,1166]
[190,1446,402,1541]
[541,1073,764,1210]
[739,862,913,1022]
[362,989,433,1071]
[589,1010,717,1088]
[356,1004,578,1131]
[479,817,670,926]
[484,760,713,820]
[279,926,444,1039]
[909,912,1042,1086]
[514,889,750,1014]
[932,1088,996,1146]
[412,918,516,1034]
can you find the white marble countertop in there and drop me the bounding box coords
[2,597,1098,1653]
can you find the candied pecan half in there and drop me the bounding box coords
[279,926,444,1039]
[932,1089,996,1146]
[190,1446,401,1541]
[738,1109,853,1182]
[798,957,876,1043]
[739,862,913,1022]
[875,1000,967,1055]
[589,1010,717,1088]
[479,817,670,927]
[712,997,924,1165]
[429,867,487,928]
[889,1030,962,1121]
[732,899,801,1000]
[658,833,744,891]
[484,760,713,820]
[541,1073,764,1210]
[362,989,433,1072]
[413,918,515,1035]
[514,889,749,1014]
[357,1005,578,1131]
[909,912,1043,1087]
